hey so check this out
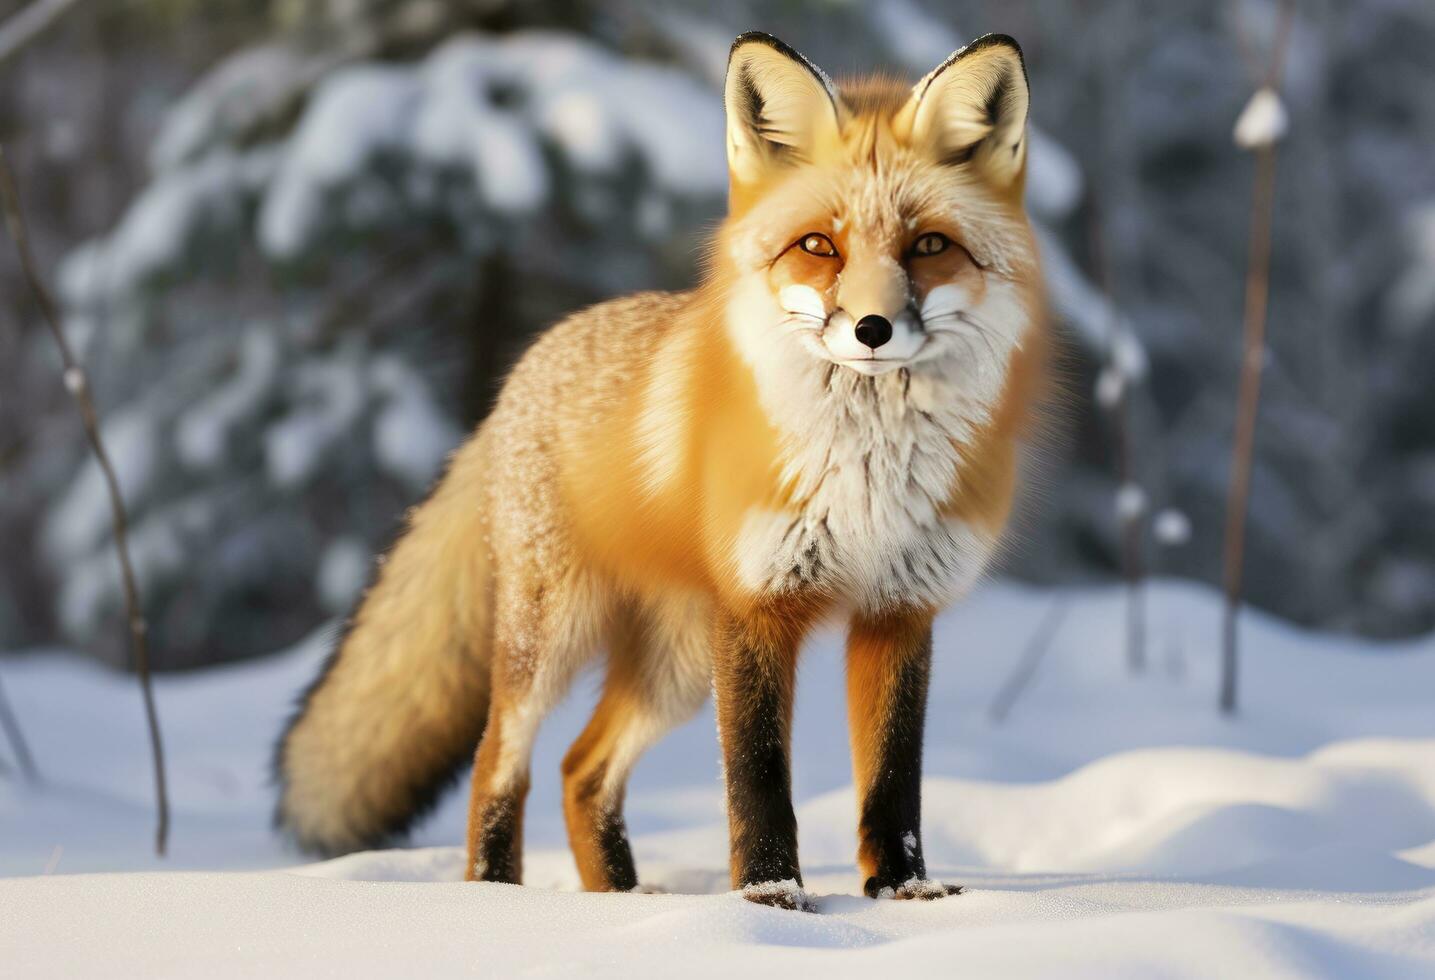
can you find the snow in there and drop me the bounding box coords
[150,42,311,171]
[369,355,463,491]
[54,493,221,642]
[102,151,271,292]
[411,40,552,212]
[1155,508,1193,547]
[175,324,281,470]
[60,365,86,395]
[316,536,371,614]
[56,508,183,638]
[41,407,158,563]
[1095,364,1125,409]
[258,66,421,257]
[5,579,1435,976]
[263,354,366,489]
[1115,482,1148,521]
[1233,86,1290,149]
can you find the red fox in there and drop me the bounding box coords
[276,31,1047,911]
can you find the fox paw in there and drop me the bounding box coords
[866,877,964,900]
[741,879,817,912]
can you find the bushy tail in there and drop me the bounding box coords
[275,438,494,856]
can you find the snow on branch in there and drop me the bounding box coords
[1233,87,1289,149]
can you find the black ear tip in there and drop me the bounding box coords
[966,33,1025,67]
[955,33,1029,88]
[921,33,1029,100]
[732,30,781,48]
[729,30,792,60]
[966,33,1024,58]
[728,30,822,73]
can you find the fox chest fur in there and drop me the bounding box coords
[730,359,1002,613]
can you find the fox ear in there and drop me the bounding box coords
[895,34,1029,190]
[724,32,843,187]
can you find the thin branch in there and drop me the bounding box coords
[0,0,86,68]
[0,666,40,783]
[1220,0,1295,716]
[1242,0,1297,89]
[0,145,169,854]
[1087,185,1146,675]
[988,598,1072,725]
[1220,143,1278,715]
[1093,216,1147,676]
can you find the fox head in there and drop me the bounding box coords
[717,32,1041,419]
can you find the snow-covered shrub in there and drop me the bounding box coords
[35,26,733,666]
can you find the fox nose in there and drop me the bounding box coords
[853,314,893,350]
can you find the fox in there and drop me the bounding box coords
[275,31,1048,911]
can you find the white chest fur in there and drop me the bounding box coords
[732,366,999,611]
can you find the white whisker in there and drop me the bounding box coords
[921,309,1004,363]
[780,316,824,336]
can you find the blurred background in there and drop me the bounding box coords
[2,0,1433,672]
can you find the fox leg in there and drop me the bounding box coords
[464,687,533,884]
[465,567,606,884]
[562,599,710,891]
[713,605,811,910]
[846,609,959,900]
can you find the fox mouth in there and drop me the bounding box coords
[832,353,917,375]
[785,319,936,375]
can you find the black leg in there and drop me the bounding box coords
[713,608,810,910]
[847,612,961,900]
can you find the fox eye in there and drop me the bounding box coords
[912,232,950,256]
[798,233,838,257]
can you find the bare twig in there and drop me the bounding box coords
[1088,192,1146,675]
[0,666,40,783]
[1220,0,1295,715]
[0,145,169,854]
[0,0,86,68]
[988,598,1072,724]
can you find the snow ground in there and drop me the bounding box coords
[4,580,1435,977]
